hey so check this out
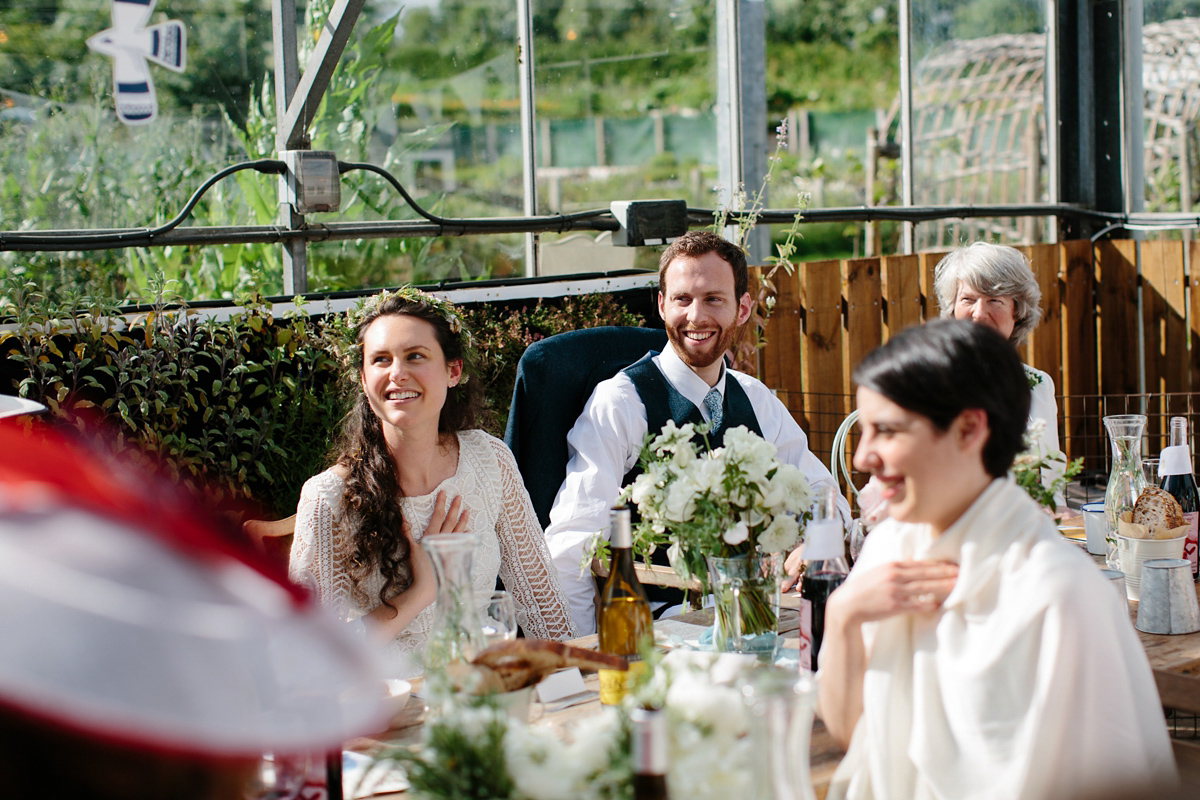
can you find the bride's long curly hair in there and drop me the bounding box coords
[331,291,482,615]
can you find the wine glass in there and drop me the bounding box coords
[243,752,307,800]
[480,589,517,645]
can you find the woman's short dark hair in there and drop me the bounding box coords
[852,319,1030,478]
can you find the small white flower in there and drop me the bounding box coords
[722,520,749,545]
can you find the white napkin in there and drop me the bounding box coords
[342,751,409,798]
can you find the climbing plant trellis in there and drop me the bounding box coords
[878,19,1200,249]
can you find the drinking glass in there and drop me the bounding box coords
[244,752,307,800]
[481,589,517,645]
[1142,458,1160,487]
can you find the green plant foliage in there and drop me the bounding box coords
[1,278,347,518]
[0,278,644,516]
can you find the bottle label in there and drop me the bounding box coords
[599,658,645,705]
[797,597,813,673]
[1185,511,1199,575]
[1159,445,1191,476]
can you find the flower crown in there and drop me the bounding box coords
[343,287,474,385]
[351,286,468,337]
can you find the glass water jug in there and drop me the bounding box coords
[1103,415,1147,569]
[422,532,485,670]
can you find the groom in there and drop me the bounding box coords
[544,230,849,634]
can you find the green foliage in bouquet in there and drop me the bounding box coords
[1012,418,1083,511]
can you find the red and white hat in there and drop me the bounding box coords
[0,421,390,758]
[0,395,45,419]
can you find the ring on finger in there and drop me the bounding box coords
[915,592,935,604]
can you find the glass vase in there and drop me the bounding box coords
[1104,415,1147,570]
[422,532,485,671]
[706,552,782,662]
[740,668,819,800]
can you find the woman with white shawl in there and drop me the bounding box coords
[822,319,1175,800]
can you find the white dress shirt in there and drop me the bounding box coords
[545,346,850,634]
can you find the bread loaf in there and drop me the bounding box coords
[1131,486,1185,533]
[455,640,630,693]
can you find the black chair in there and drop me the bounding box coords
[503,325,668,529]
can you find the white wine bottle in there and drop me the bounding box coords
[597,506,652,706]
[1159,416,1200,577]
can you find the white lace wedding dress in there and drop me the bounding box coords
[290,429,576,678]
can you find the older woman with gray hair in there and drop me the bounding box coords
[935,241,1062,507]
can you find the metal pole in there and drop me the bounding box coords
[1044,0,1060,243]
[1122,0,1146,217]
[716,0,769,263]
[716,0,744,244]
[898,0,915,255]
[272,0,307,294]
[516,0,539,277]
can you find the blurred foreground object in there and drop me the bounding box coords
[0,420,389,798]
[0,394,46,419]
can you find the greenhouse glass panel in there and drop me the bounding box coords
[531,0,714,274]
[1141,2,1200,216]
[763,0,898,259]
[909,0,1049,249]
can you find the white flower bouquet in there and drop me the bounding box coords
[379,651,782,800]
[388,697,630,800]
[618,421,812,639]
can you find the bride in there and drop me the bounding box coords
[290,288,575,678]
[821,319,1174,800]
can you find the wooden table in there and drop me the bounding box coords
[350,606,843,799]
[351,557,1200,797]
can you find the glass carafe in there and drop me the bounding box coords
[1104,415,1147,569]
[422,532,485,671]
[740,667,819,800]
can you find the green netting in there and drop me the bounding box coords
[808,110,876,157]
[663,113,718,163]
[549,118,598,167]
[604,116,657,165]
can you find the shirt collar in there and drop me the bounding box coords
[655,345,728,412]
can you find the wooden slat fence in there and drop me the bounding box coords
[754,238,1200,492]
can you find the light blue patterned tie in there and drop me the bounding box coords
[703,388,724,432]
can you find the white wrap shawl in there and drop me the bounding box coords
[827,478,1175,800]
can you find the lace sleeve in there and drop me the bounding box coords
[289,472,360,622]
[487,437,577,641]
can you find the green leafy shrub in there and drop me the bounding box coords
[1,282,646,518]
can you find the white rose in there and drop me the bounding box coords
[764,464,811,513]
[630,470,662,506]
[758,513,800,552]
[505,725,577,800]
[692,456,725,494]
[722,519,749,545]
[664,476,699,522]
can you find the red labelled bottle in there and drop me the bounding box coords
[630,706,669,800]
[800,485,850,671]
[1159,416,1200,578]
[598,507,653,705]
